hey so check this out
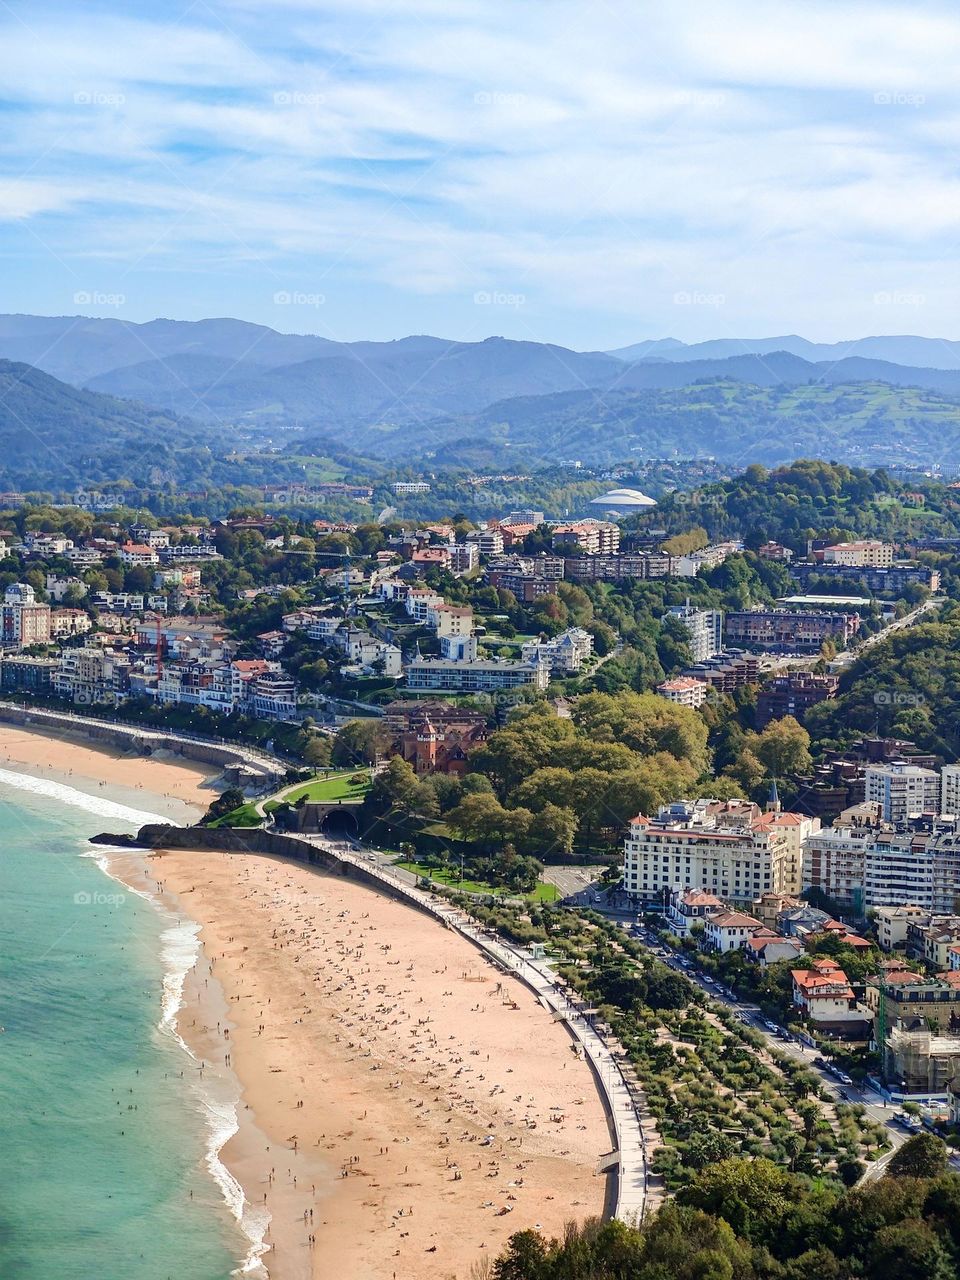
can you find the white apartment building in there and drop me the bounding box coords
[404,656,549,693]
[656,676,708,708]
[622,799,798,903]
[822,540,894,568]
[665,604,723,663]
[405,588,445,623]
[865,762,940,822]
[119,543,160,567]
[942,766,960,817]
[803,820,960,913]
[520,627,594,674]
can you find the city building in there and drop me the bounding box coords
[403,657,549,693]
[391,481,431,495]
[520,627,593,674]
[865,762,940,822]
[1,583,51,647]
[664,888,725,939]
[724,608,860,651]
[551,520,621,556]
[703,910,763,953]
[791,958,869,1033]
[942,765,960,817]
[756,673,839,728]
[666,604,723,663]
[622,799,804,903]
[820,540,894,568]
[656,676,708,709]
[390,703,488,775]
[886,1027,960,1095]
[803,816,960,913]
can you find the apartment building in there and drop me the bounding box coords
[563,552,674,582]
[756,672,839,728]
[821,540,894,568]
[803,817,960,913]
[551,520,620,556]
[622,799,801,903]
[666,604,723,662]
[119,543,160,567]
[1,583,51,647]
[724,608,860,651]
[520,627,594,674]
[942,765,960,817]
[865,762,940,821]
[403,657,549,693]
[656,676,708,709]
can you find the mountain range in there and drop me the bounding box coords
[5,314,960,483]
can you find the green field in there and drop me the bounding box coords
[263,769,372,813]
[394,859,559,902]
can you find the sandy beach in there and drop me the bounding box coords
[0,721,611,1278]
[147,850,613,1280]
[0,723,219,824]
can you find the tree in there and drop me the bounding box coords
[331,718,384,765]
[867,1220,953,1280]
[678,1157,799,1249]
[887,1133,948,1181]
[525,803,578,858]
[754,716,813,778]
[301,735,331,768]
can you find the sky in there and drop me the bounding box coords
[2,0,960,350]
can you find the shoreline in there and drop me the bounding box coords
[0,721,612,1279]
[0,722,273,1277]
[151,848,612,1280]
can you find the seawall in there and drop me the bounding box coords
[0,703,286,787]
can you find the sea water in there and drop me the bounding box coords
[0,770,258,1279]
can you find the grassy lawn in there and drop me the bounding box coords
[394,859,559,902]
[209,801,262,828]
[263,769,371,812]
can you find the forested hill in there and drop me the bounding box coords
[0,360,234,489]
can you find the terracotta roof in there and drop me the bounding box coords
[708,911,762,929]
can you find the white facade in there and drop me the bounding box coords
[656,677,707,708]
[865,762,940,821]
[665,605,723,662]
[623,800,796,903]
[942,765,960,817]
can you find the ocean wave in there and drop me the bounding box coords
[0,765,270,1277]
[155,915,271,1279]
[0,765,171,826]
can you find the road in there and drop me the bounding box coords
[329,843,909,1181]
[592,901,909,1172]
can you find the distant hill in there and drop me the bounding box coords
[0,360,230,489]
[607,333,960,370]
[330,377,960,470]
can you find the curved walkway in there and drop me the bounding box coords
[300,832,653,1224]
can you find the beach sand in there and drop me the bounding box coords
[149,849,613,1280]
[0,721,612,1279]
[0,723,219,824]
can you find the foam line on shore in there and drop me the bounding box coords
[0,763,270,1278]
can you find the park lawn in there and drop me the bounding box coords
[263,769,372,813]
[394,859,559,903]
[209,801,262,828]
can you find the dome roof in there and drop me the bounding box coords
[589,487,657,507]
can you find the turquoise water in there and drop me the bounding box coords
[0,772,251,1280]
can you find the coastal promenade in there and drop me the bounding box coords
[0,701,287,784]
[299,832,653,1224]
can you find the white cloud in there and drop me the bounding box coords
[3,0,960,343]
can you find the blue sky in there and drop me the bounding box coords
[2,0,960,349]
